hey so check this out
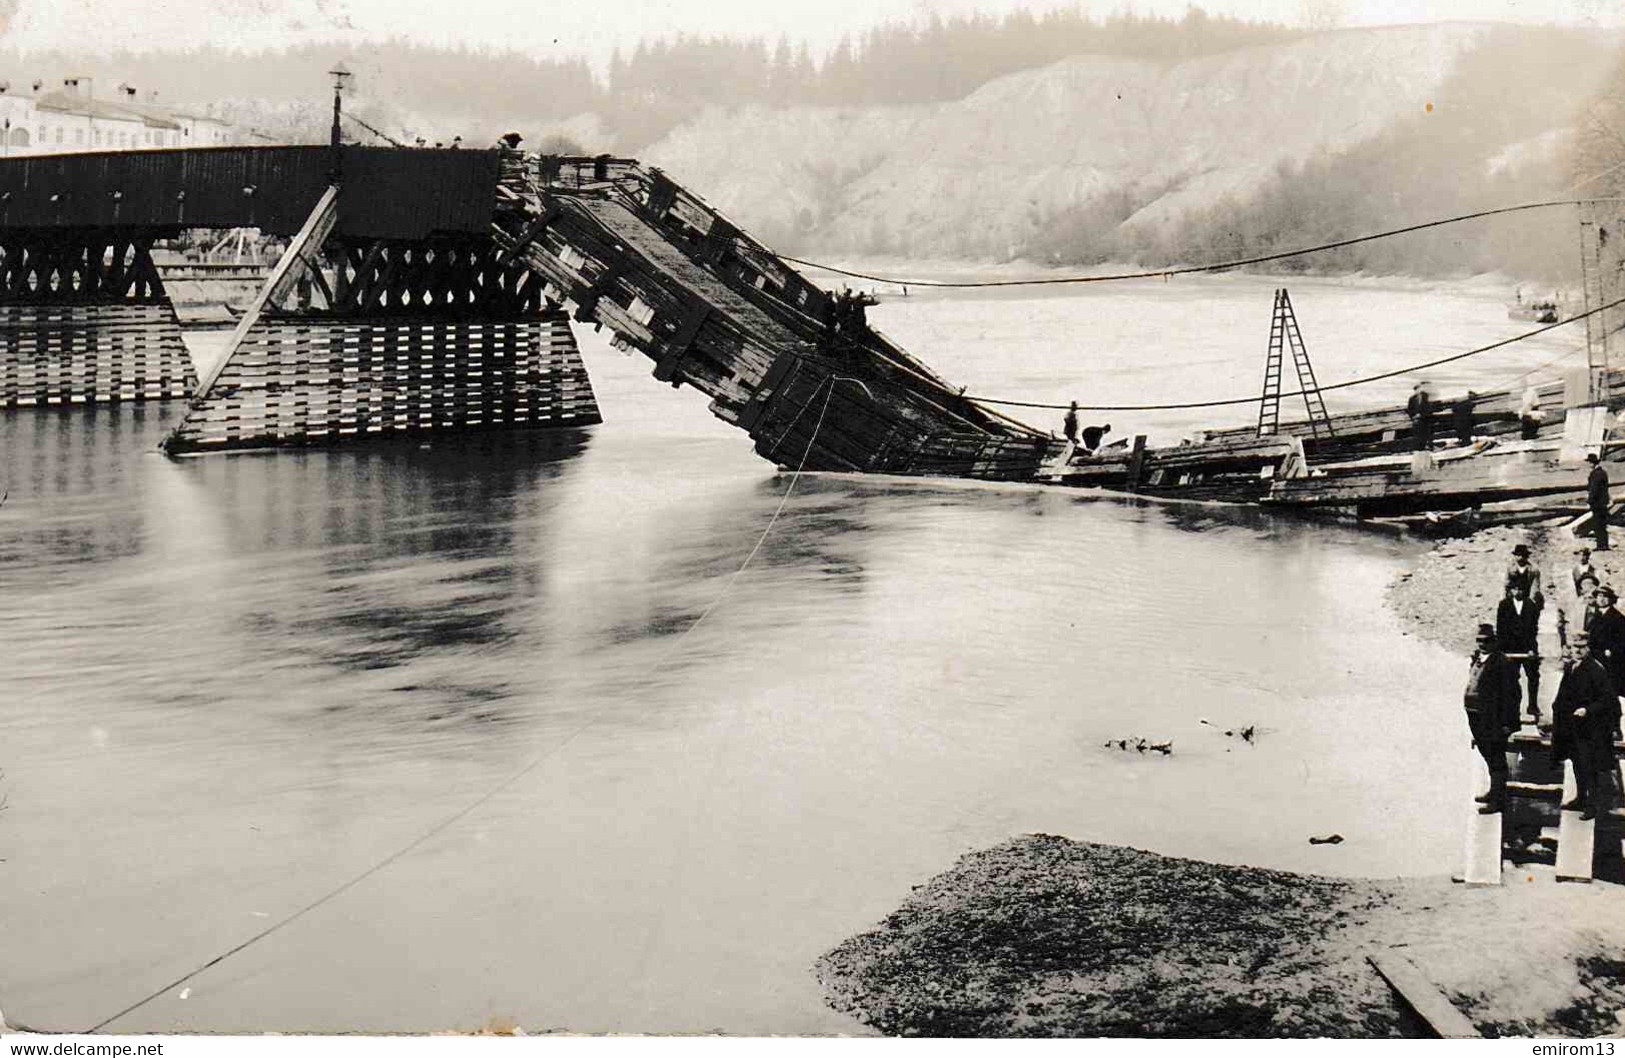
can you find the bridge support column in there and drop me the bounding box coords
[0,231,196,407]
[165,218,602,454]
[163,308,599,453]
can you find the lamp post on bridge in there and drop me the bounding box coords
[328,62,351,184]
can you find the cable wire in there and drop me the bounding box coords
[768,199,1625,290]
[962,294,1625,413]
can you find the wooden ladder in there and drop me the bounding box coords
[1256,288,1333,439]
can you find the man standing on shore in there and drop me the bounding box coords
[1550,631,1620,821]
[1586,586,1625,696]
[1504,544,1545,613]
[1464,623,1520,814]
[1588,453,1611,552]
[1498,580,1542,718]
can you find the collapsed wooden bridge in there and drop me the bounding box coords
[3,143,1624,520]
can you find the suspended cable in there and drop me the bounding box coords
[341,112,405,148]
[963,295,1625,413]
[767,199,1625,290]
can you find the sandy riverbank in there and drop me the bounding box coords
[815,835,1625,1037]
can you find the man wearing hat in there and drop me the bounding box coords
[1498,575,1543,716]
[1587,585,1625,695]
[1570,546,1598,599]
[1587,453,1611,551]
[1550,629,1620,820]
[1504,543,1545,609]
[1406,381,1434,452]
[1463,623,1520,813]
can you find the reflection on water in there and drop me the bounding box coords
[0,287,1489,1035]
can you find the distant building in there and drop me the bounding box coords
[0,76,239,156]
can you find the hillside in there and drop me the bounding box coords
[643,24,1620,274]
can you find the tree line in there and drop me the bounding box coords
[0,6,1299,151]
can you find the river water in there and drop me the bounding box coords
[0,273,1586,1034]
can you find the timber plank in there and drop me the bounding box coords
[1555,761,1595,883]
[1367,953,1481,1038]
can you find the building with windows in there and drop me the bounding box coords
[0,77,239,156]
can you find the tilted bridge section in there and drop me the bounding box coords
[0,144,1051,480]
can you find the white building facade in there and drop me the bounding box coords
[0,79,239,156]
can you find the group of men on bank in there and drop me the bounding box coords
[1465,540,1625,819]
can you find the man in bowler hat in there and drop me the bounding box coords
[1550,630,1620,820]
[1463,623,1520,813]
[1588,453,1611,552]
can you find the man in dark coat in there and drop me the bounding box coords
[1504,543,1545,611]
[1453,393,1476,446]
[1550,630,1621,820]
[1464,623,1521,813]
[1586,585,1625,696]
[1588,453,1611,552]
[1406,382,1434,451]
[1497,581,1542,720]
[1062,402,1079,445]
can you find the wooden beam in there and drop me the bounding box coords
[187,184,338,405]
[652,303,711,383]
[1555,761,1595,883]
[1367,954,1481,1038]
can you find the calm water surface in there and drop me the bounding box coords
[0,275,1575,1033]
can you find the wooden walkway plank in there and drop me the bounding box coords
[1367,953,1482,1038]
[1555,761,1595,883]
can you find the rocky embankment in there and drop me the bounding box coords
[816,835,1625,1038]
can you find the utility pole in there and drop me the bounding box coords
[328,62,351,184]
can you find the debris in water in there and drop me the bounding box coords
[1104,738,1172,755]
[1309,834,1344,846]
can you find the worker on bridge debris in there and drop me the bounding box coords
[1587,453,1611,552]
[1497,576,1542,719]
[1519,387,1543,440]
[1080,423,1112,453]
[1453,392,1476,447]
[1550,629,1619,820]
[1464,622,1519,814]
[1406,381,1434,451]
[829,287,878,336]
[1062,402,1079,446]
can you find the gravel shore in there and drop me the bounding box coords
[816,835,1625,1038]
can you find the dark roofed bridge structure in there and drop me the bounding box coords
[0,144,1050,479]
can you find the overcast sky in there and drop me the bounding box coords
[8,0,1625,65]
